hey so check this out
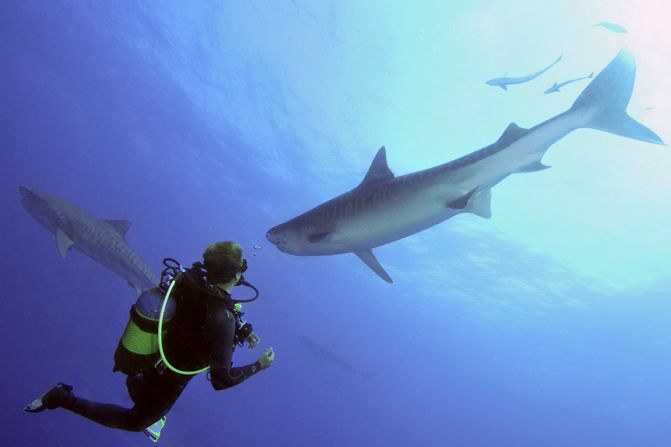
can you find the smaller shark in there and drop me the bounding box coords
[592,22,628,34]
[298,334,375,379]
[544,72,594,94]
[487,54,562,90]
[19,186,159,292]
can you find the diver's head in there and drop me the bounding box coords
[202,241,247,291]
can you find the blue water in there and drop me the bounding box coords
[2,1,670,446]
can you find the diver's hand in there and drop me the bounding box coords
[246,332,261,349]
[258,347,274,370]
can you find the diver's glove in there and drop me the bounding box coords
[246,332,261,349]
[258,347,275,370]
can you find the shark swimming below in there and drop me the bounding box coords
[486,54,562,90]
[298,334,375,379]
[266,49,664,283]
[19,186,159,292]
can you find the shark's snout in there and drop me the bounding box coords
[18,186,34,201]
[266,228,280,244]
[18,186,41,210]
[266,227,288,251]
[18,185,60,234]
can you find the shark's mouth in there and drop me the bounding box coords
[265,229,288,251]
[19,186,35,203]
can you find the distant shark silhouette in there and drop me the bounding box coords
[544,72,594,94]
[298,334,375,379]
[20,186,159,292]
[592,22,628,34]
[486,54,562,90]
[266,49,665,283]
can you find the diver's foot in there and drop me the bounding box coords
[24,383,73,413]
[144,416,167,443]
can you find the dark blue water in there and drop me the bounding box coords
[2,2,670,446]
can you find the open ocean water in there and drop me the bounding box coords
[2,1,670,446]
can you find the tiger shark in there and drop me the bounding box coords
[19,186,159,292]
[487,54,562,90]
[266,49,665,283]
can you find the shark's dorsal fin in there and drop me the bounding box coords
[56,228,74,259]
[354,250,393,283]
[496,122,527,145]
[360,147,394,186]
[105,219,132,238]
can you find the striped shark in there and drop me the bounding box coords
[487,54,562,90]
[19,186,159,292]
[544,72,594,94]
[266,49,665,283]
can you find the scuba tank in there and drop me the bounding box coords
[113,257,261,376]
[113,287,176,375]
[113,259,181,375]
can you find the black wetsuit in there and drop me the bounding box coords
[58,272,261,431]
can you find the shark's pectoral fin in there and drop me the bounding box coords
[515,160,551,173]
[468,188,492,219]
[447,189,477,210]
[308,232,333,243]
[55,228,74,259]
[448,187,492,219]
[105,220,132,238]
[499,85,508,91]
[354,250,393,283]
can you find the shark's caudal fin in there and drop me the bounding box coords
[570,49,665,146]
[354,250,393,283]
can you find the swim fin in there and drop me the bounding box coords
[143,416,167,443]
[24,383,73,413]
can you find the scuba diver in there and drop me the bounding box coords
[25,242,275,441]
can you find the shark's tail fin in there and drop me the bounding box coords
[570,49,665,146]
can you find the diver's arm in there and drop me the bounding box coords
[205,300,262,391]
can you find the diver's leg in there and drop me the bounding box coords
[126,373,146,403]
[56,373,188,432]
[123,372,190,430]
[61,396,148,431]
